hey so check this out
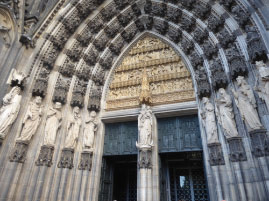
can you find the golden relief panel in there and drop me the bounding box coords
[106,37,195,111]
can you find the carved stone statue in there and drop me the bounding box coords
[7,69,26,87]
[0,86,22,139]
[64,106,82,149]
[254,61,269,110]
[232,76,263,131]
[83,111,98,150]
[137,104,153,148]
[43,102,62,146]
[200,97,219,144]
[16,96,43,142]
[215,88,239,139]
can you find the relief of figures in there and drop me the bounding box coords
[254,61,269,110]
[64,106,82,149]
[201,97,219,144]
[0,86,22,139]
[16,96,43,142]
[83,111,98,150]
[232,76,263,131]
[43,102,62,146]
[215,88,240,139]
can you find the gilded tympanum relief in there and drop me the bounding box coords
[106,37,195,110]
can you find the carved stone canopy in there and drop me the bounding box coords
[139,68,152,105]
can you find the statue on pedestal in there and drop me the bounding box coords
[215,88,240,139]
[0,86,22,139]
[64,106,81,149]
[17,96,43,142]
[83,111,98,150]
[232,76,263,131]
[43,102,62,146]
[254,61,269,110]
[200,97,219,144]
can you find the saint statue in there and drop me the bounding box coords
[17,96,43,142]
[215,88,239,139]
[200,97,219,144]
[0,86,22,139]
[64,106,82,149]
[254,61,269,110]
[137,104,153,147]
[232,76,263,131]
[83,111,98,150]
[43,102,62,146]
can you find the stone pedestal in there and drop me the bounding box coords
[9,140,29,163]
[78,150,93,171]
[57,148,74,169]
[208,143,225,166]
[137,145,153,201]
[249,129,268,157]
[227,137,247,162]
[36,145,55,167]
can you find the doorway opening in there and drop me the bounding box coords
[98,155,137,201]
[160,152,209,201]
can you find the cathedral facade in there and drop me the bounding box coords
[0,0,269,201]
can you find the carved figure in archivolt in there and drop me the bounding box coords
[0,86,22,139]
[17,96,43,142]
[232,76,263,131]
[254,61,269,110]
[43,102,62,146]
[215,88,239,139]
[64,106,82,149]
[83,111,98,150]
[201,97,219,144]
[137,104,153,147]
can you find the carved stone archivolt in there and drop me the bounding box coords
[106,37,195,110]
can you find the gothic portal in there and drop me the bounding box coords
[0,0,269,201]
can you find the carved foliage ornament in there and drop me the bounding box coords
[207,15,225,33]
[166,6,182,24]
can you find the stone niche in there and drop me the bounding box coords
[106,36,195,110]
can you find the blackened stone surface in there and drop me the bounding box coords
[9,141,29,163]
[36,145,54,167]
[228,137,247,162]
[57,148,74,169]
[208,143,225,166]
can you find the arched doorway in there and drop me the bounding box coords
[99,36,209,201]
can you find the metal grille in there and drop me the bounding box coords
[169,168,208,201]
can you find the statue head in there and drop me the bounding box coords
[90,111,97,119]
[55,102,62,109]
[35,96,42,105]
[219,88,226,97]
[236,76,246,86]
[202,97,209,104]
[73,106,80,117]
[255,61,266,69]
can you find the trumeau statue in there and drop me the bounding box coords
[200,97,219,144]
[43,102,62,146]
[0,86,22,139]
[17,96,43,142]
[254,61,269,110]
[64,106,82,149]
[83,111,98,150]
[232,76,263,131]
[137,104,153,148]
[215,88,240,139]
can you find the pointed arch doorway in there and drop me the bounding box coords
[99,35,209,201]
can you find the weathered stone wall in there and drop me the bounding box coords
[0,0,269,201]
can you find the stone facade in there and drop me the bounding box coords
[0,0,269,201]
